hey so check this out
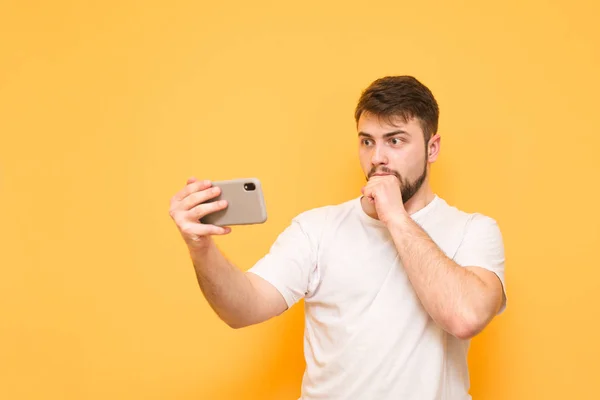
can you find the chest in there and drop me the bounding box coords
[305,216,467,308]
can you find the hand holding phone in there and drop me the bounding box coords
[169,178,232,250]
[200,178,267,227]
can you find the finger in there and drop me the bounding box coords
[218,226,232,235]
[188,199,228,220]
[186,176,198,184]
[362,186,371,198]
[172,179,212,202]
[180,186,222,211]
[363,183,377,197]
[181,222,232,236]
[205,225,232,236]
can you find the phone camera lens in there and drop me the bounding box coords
[244,182,256,191]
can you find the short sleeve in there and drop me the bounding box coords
[247,217,318,309]
[453,214,507,314]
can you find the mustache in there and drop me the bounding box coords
[367,167,403,183]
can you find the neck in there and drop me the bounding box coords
[361,181,436,220]
[404,184,436,215]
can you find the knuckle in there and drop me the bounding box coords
[191,193,203,207]
[180,223,196,235]
[194,204,209,219]
[198,180,210,190]
[173,216,186,228]
[195,203,207,215]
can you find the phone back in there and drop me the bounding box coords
[200,178,267,226]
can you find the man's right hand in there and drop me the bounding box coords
[169,177,288,329]
[169,177,231,250]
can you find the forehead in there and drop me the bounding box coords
[357,112,423,138]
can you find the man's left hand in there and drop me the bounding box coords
[362,175,408,225]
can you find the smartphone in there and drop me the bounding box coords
[200,178,268,227]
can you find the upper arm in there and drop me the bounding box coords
[246,215,319,321]
[454,214,507,315]
[465,266,504,315]
[244,271,289,324]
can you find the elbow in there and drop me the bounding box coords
[224,316,259,329]
[224,319,249,329]
[226,321,242,329]
[449,321,480,340]
[447,308,490,340]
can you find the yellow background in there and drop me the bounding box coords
[1,0,599,399]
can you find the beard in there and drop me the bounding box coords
[366,161,427,204]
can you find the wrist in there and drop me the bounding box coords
[385,211,412,231]
[188,238,216,259]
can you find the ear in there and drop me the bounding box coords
[427,133,441,162]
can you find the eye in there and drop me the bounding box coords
[390,137,403,145]
[361,138,374,146]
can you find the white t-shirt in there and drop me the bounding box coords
[248,194,506,400]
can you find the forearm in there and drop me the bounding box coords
[388,215,492,339]
[189,240,258,328]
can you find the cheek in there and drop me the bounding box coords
[390,148,424,175]
[358,149,371,166]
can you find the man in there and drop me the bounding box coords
[168,76,506,399]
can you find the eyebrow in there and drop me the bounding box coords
[358,130,409,138]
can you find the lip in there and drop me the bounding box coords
[371,173,392,177]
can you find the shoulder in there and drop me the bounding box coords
[464,213,503,245]
[292,197,357,227]
[435,197,502,240]
[275,199,357,251]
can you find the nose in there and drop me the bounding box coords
[371,144,388,166]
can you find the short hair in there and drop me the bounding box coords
[354,76,440,141]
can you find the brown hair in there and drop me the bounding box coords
[354,76,439,141]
